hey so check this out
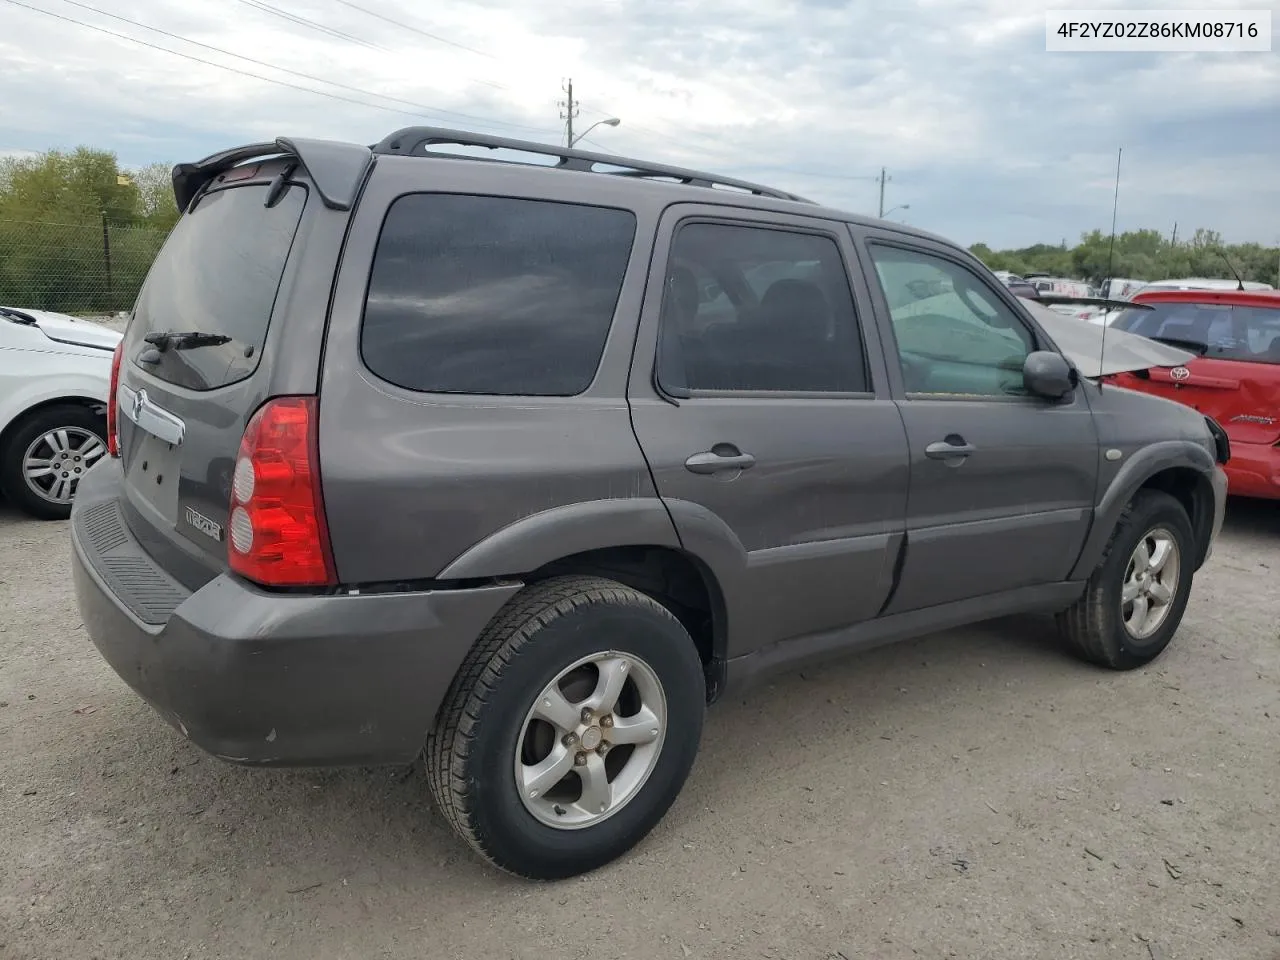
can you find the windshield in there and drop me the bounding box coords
[127,181,307,390]
[1111,301,1280,364]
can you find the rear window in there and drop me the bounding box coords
[360,194,636,396]
[1113,301,1280,363]
[128,182,306,390]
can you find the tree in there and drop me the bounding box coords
[128,162,180,230]
[971,227,1278,286]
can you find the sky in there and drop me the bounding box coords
[1,0,1277,249]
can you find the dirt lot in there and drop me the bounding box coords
[1,496,1278,960]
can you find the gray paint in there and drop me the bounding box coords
[72,460,520,766]
[75,132,1230,767]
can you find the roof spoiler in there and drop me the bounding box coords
[171,137,374,213]
[1034,294,1155,311]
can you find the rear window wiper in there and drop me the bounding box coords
[143,330,233,351]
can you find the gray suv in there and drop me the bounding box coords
[71,128,1228,880]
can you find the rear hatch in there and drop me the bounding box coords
[1108,298,1280,445]
[114,159,312,587]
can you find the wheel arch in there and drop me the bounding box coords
[1071,441,1218,580]
[436,498,739,701]
[0,395,107,452]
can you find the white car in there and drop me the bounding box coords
[0,306,122,519]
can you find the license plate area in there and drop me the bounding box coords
[125,432,182,526]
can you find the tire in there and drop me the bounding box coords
[1056,489,1196,670]
[0,404,108,521]
[426,575,706,880]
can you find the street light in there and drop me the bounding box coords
[883,204,910,219]
[570,117,621,148]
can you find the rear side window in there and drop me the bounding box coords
[128,182,306,391]
[1113,301,1280,363]
[656,222,869,394]
[361,195,636,396]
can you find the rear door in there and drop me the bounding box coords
[113,160,327,587]
[628,205,909,656]
[1111,298,1280,447]
[855,233,1099,614]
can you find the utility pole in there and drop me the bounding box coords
[1170,222,1177,247]
[877,167,888,218]
[559,78,579,148]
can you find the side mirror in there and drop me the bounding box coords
[1023,350,1076,400]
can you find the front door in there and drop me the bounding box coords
[856,235,1100,614]
[627,206,910,657]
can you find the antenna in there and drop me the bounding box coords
[1215,247,1246,291]
[1099,147,1121,386]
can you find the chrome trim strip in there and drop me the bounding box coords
[118,383,186,446]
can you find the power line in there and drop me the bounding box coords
[14,0,907,196]
[47,0,548,133]
[321,1,775,164]
[329,0,499,63]
[236,0,383,51]
[4,0,553,136]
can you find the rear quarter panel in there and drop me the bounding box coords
[317,157,671,584]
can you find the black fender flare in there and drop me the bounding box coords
[1069,440,1218,581]
[436,497,749,659]
[437,498,683,579]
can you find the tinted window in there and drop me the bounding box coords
[361,195,635,396]
[656,223,868,394]
[128,182,305,391]
[869,245,1034,397]
[1113,301,1280,364]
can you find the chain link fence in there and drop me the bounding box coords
[0,217,169,315]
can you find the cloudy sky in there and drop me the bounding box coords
[1,0,1277,248]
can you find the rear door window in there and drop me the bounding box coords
[128,182,306,391]
[360,194,636,396]
[655,222,869,394]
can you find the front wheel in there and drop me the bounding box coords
[1057,490,1196,670]
[0,404,108,520]
[426,576,706,880]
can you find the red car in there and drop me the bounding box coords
[1104,288,1280,499]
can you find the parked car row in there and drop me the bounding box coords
[992,272,1105,321]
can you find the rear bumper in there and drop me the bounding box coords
[70,460,521,766]
[1222,441,1280,501]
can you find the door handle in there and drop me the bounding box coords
[925,440,976,460]
[685,448,757,475]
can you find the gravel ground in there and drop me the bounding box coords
[1,496,1278,960]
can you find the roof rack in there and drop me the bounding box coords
[372,126,812,203]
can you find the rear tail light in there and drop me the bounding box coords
[106,341,123,457]
[227,396,336,587]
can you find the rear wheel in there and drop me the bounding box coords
[1057,490,1195,670]
[0,404,107,520]
[426,575,705,880]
